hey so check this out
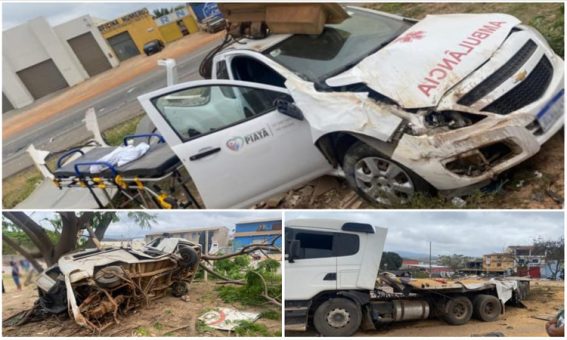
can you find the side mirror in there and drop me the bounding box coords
[275,98,304,121]
[288,240,300,263]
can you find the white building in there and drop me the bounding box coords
[3,15,119,112]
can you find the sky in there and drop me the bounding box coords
[2,1,184,30]
[285,211,564,258]
[13,211,564,258]
[21,211,282,239]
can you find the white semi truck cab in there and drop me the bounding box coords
[285,219,530,336]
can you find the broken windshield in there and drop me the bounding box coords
[264,8,411,82]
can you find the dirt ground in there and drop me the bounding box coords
[2,275,281,337]
[286,280,564,337]
[257,131,564,209]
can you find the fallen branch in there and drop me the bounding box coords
[199,263,245,285]
[248,271,281,307]
[162,324,191,336]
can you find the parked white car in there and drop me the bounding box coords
[139,7,564,208]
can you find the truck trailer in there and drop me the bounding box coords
[285,219,530,336]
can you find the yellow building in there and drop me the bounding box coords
[482,253,515,273]
[155,7,199,44]
[98,8,163,61]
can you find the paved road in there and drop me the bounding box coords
[2,40,219,179]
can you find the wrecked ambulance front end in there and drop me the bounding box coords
[36,239,201,332]
[327,13,564,193]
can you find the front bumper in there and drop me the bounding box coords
[391,30,564,191]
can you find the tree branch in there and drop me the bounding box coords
[198,263,245,285]
[248,271,281,306]
[201,242,280,261]
[3,212,54,261]
[2,234,44,272]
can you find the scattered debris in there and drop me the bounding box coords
[516,180,525,188]
[198,308,260,331]
[451,196,467,208]
[545,188,563,204]
[533,171,543,179]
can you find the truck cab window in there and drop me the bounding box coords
[292,230,360,260]
[216,61,229,79]
[231,56,286,88]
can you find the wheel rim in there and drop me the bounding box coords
[452,302,466,319]
[354,156,415,204]
[326,308,350,328]
[484,301,496,315]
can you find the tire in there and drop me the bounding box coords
[171,281,188,297]
[313,298,362,337]
[94,266,124,289]
[343,142,432,205]
[179,245,199,269]
[473,295,502,322]
[442,296,473,325]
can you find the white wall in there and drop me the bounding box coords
[54,15,119,68]
[3,15,119,110]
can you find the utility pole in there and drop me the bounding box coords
[429,241,432,278]
[204,230,209,282]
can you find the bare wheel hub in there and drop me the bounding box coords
[326,308,350,328]
[354,156,415,204]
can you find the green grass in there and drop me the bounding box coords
[134,326,151,336]
[2,115,144,208]
[196,320,215,334]
[259,309,281,321]
[233,320,271,337]
[367,3,564,56]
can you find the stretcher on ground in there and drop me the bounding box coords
[26,110,201,209]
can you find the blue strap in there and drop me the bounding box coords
[73,161,117,177]
[123,133,165,146]
[57,149,85,168]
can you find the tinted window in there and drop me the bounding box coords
[264,8,411,82]
[152,85,287,141]
[216,61,229,79]
[290,229,359,259]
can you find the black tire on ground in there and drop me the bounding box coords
[171,281,188,297]
[473,294,502,322]
[94,266,124,288]
[343,141,432,205]
[313,297,362,337]
[179,245,199,268]
[443,296,473,325]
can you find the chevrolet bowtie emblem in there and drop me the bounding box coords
[514,69,528,83]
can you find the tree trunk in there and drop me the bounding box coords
[2,234,44,272]
[3,212,56,265]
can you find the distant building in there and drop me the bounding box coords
[400,259,420,269]
[233,219,282,251]
[145,226,229,253]
[462,259,483,275]
[3,15,118,111]
[482,253,515,273]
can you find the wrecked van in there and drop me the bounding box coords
[138,6,564,208]
[35,237,201,331]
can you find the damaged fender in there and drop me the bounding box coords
[285,77,404,142]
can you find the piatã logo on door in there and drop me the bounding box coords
[226,128,271,151]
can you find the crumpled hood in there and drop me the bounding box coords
[326,13,521,109]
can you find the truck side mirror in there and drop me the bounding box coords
[288,240,300,263]
[275,98,304,121]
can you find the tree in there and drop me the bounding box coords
[380,252,403,270]
[533,236,564,279]
[152,7,172,18]
[2,212,155,272]
[437,254,466,273]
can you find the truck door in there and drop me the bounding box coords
[285,228,337,301]
[138,80,332,208]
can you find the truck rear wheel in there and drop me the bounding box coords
[473,295,501,322]
[443,296,473,325]
[313,298,361,336]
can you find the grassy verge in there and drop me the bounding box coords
[367,3,564,56]
[2,115,144,208]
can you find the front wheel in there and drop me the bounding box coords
[313,298,361,337]
[343,142,432,205]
